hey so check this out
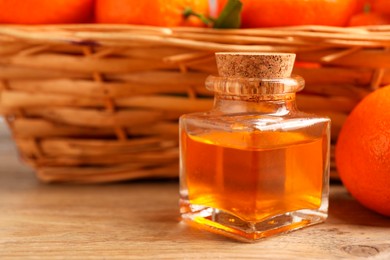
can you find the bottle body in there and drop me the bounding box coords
[179,96,330,241]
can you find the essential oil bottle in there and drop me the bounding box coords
[179,52,330,242]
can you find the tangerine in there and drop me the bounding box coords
[348,12,390,26]
[336,86,390,217]
[95,0,209,27]
[0,0,94,24]
[218,0,357,27]
[354,0,374,13]
[372,0,390,16]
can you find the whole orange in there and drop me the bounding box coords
[218,0,357,27]
[336,86,390,217]
[348,12,390,26]
[95,0,209,27]
[0,0,94,24]
[372,0,390,16]
[354,0,374,13]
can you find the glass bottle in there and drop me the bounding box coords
[179,52,330,242]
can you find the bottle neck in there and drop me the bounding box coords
[213,93,298,115]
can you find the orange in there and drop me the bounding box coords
[0,0,94,24]
[95,0,209,27]
[348,12,390,26]
[372,0,390,16]
[336,86,390,217]
[354,0,374,13]
[218,0,357,27]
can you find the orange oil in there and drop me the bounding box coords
[182,130,326,222]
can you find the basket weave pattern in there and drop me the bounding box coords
[1,25,389,183]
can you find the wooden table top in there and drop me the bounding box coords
[1,122,390,259]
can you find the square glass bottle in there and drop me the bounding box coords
[179,53,330,242]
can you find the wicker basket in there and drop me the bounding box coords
[0,24,389,183]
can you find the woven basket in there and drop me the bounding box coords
[1,24,389,183]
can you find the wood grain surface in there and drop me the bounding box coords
[0,122,389,260]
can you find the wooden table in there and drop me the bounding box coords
[1,123,390,259]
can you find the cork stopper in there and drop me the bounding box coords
[215,52,296,79]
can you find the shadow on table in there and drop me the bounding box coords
[329,185,390,228]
